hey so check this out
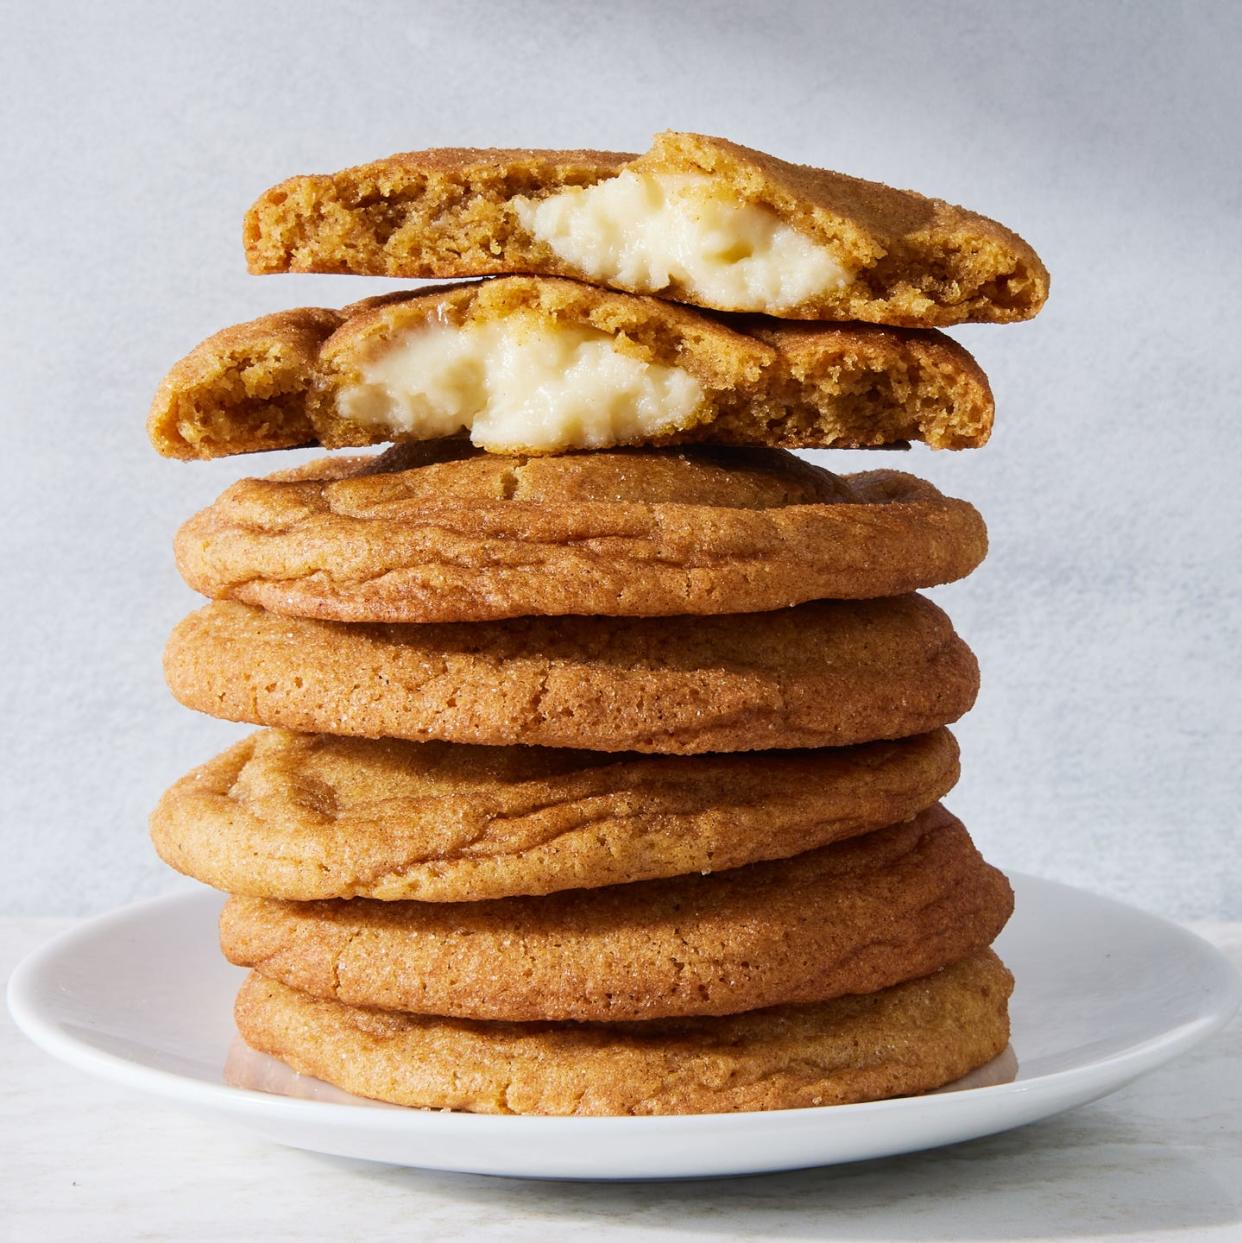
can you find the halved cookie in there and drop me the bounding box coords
[244,131,1047,326]
[163,595,979,754]
[221,806,1013,1022]
[233,950,1013,1115]
[148,277,994,459]
[151,727,959,902]
[174,444,987,623]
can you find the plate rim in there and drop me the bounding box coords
[7,874,1241,1136]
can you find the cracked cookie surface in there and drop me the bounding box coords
[220,806,1013,1022]
[174,443,987,622]
[164,594,979,753]
[151,727,959,901]
[233,949,1013,1114]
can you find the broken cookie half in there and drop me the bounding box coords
[148,276,994,460]
[244,132,1048,326]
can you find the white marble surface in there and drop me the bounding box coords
[2,920,1239,1242]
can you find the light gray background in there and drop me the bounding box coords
[1,1,1238,918]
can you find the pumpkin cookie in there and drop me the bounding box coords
[151,727,959,902]
[148,277,994,460]
[164,595,978,753]
[233,949,1013,1115]
[221,806,1012,1022]
[244,131,1047,326]
[174,444,987,623]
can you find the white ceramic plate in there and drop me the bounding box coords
[8,875,1239,1181]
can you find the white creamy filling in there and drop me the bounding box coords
[512,172,852,310]
[337,313,704,452]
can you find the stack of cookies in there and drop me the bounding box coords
[149,133,1047,1115]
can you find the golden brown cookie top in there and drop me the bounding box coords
[221,805,1014,1022]
[244,132,1047,326]
[151,727,960,901]
[172,445,987,622]
[289,440,859,507]
[163,595,980,753]
[233,950,1013,1115]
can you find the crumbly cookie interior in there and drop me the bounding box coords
[336,308,704,452]
[512,172,853,311]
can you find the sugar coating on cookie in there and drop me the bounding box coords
[151,728,960,901]
[219,806,1014,1022]
[244,131,1048,326]
[148,276,994,460]
[232,950,1014,1115]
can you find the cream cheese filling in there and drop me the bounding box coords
[336,312,705,452]
[513,172,853,310]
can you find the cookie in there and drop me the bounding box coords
[164,594,979,753]
[173,444,987,623]
[148,276,995,460]
[220,806,1012,1022]
[244,131,1047,326]
[233,949,1013,1115]
[151,727,959,902]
